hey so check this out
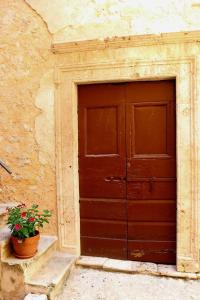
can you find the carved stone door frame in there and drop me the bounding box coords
[55,57,199,272]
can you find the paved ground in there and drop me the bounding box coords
[56,267,200,300]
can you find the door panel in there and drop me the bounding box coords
[79,157,126,198]
[85,106,119,155]
[128,222,176,240]
[81,219,127,239]
[127,200,176,222]
[78,84,127,259]
[78,80,176,264]
[80,198,126,220]
[133,103,168,155]
[81,237,127,259]
[125,80,175,102]
[127,179,176,199]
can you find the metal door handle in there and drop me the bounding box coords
[104,176,126,182]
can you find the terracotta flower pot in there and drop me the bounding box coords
[11,231,40,259]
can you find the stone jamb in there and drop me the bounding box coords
[55,57,199,273]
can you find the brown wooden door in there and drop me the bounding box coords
[78,80,176,264]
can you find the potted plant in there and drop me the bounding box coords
[7,203,52,259]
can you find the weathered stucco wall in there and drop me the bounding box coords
[0,0,57,234]
[26,0,200,43]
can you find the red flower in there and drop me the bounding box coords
[28,217,35,223]
[21,212,27,218]
[14,224,22,231]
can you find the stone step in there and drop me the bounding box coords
[25,252,76,300]
[1,235,58,280]
[76,256,198,280]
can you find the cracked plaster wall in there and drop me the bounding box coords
[0,0,57,234]
[26,0,200,43]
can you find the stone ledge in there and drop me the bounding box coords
[1,235,58,283]
[1,235,57,264]
[76,256,199,280]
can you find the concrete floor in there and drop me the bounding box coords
[56,267,200,300]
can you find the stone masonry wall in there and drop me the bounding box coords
[0,0,57,234]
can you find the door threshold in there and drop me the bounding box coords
[76,256,199,280]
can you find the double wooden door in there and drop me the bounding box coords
[78,80,176,264]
